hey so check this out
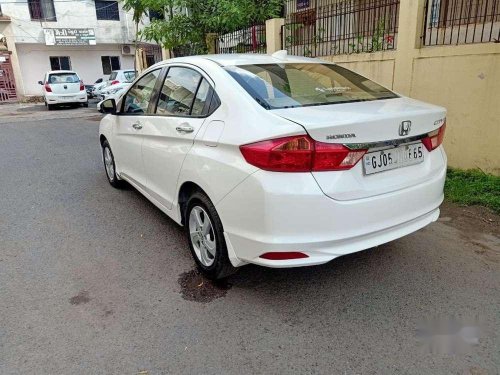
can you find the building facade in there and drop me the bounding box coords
[0,0,161,99]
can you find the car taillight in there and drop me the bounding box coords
[79,80,84,91]
[239,135,367,172]
[111,80,119,85]
[44,83,52,92]
[422,122,446,151]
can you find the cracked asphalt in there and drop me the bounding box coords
[0,105,499,374]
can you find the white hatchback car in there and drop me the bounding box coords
[39,70,88,110]
[98,53,447,279]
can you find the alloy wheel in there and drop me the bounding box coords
[188,206,216,267]
[103,147,115,182]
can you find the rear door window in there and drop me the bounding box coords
[191,79,211,116]
[155,67,202,116]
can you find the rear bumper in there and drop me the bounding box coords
[216,156,446,268]
[46,91,87,104]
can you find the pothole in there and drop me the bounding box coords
[178,269,232,303]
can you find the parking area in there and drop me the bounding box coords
[0,105,499,374]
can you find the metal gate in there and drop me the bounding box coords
[0,52,17,102]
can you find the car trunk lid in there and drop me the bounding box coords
[271,97,447,201]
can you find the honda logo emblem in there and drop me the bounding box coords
[399,120,411,136]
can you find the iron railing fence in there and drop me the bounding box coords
[422,0,500,45]
[215,24,267,54]
[282,0,400,57]
[172,44,204,57]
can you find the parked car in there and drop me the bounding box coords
[108,69,136,85]
[92,70,135,98]
[98,52,447,280]
[39,70,88,110]
[85,78,103,98]
[98,81,131,102]
[92,81,109,98]
[96,83,130,109]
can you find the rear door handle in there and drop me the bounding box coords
[132,122,142,130]
[176,124,194,134]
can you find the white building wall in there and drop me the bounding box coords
[1,0,148,45]
[0,0,157,96]
[16,44,135,95]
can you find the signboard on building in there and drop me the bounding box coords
[296,0,310,10]
[43,28,96,46]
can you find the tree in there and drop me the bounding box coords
[140,0,283,55]
[121,0,148,72]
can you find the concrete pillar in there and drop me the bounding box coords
[206,33,218,54]
[266,18,285,54]
[392,0,426,96]
[161,47,171,60]
[135,47,144,73]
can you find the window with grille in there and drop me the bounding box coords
[49,56,71,71]
[28,0,56,21]
[101,56,121,75]
[95,0,120,21]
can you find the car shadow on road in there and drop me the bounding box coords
[121,180,398,281]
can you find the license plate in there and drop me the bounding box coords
[363,143,424,175]
[60,96,76,100]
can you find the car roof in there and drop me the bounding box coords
[47,70,77,74]
[155,52,326,68]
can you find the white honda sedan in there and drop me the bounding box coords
[98,53,447,279]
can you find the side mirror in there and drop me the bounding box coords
[38,81,43,85]
[99,98,117,114]
[95,78,103,84]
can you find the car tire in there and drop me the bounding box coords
[102,140,124,189]
[186,191,237,280]
[47,104,54,111]
[83,102,89,108]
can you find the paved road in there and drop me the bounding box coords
[1,108,499,374]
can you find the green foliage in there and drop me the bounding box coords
[348,18,394,54]
[121,0,148,24]
[138,0,282,52]
[445,168,500,214]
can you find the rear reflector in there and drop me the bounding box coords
[422,122,446,151]
[111,80,119,85]
[259,252,309,260]
[44,83,52,92]
[240,135,367,172]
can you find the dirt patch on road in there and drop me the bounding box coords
[440,202,500,263]
[178,269,232,303]
[69,290,90,305]
[440,202,499,238]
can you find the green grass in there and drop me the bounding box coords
[445,168,500,214]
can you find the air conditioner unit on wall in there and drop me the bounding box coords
[121,45,134,55]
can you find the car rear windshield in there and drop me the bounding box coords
[109,72,118,80]
[225,63,398,109]
[48,73,79,84]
